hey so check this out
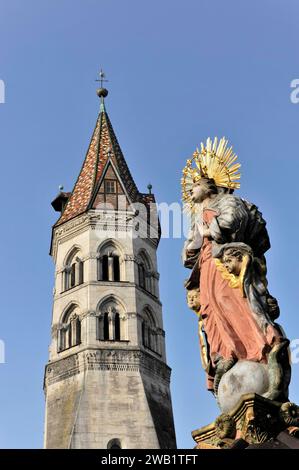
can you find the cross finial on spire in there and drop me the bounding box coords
[96,69,108,88]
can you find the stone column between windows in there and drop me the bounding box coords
[108,308,115,340]
[57,327,63,351]
[63,267,71,291]
[75,261,80,286]
[154,272,160,298]
[96,255,102,281]
[108,255,114,281]
[84,311,97,347]
[70,317,77,347]
[119,256,125,282]
[90,254,98,282]
[57,269,63,294]
[124,255,135,283]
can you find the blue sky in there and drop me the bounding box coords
[0,0,299,449]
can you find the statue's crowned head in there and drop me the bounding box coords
[190,177,218,204]
[181,137,241,211]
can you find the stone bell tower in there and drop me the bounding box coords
[43,83,177,449]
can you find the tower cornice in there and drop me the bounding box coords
[44,347,172,389]
[51,209,159,260]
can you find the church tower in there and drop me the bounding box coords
[43,83,177,449]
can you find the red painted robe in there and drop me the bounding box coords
[200,209,282,390]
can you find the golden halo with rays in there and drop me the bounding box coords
[181,137,241,212]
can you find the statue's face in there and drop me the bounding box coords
[191,181,208,203]
[187,290,201,311]
[222,254,242,276]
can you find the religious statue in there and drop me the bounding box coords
[181,137,291,413]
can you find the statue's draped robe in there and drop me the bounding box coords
[184,195,283,390]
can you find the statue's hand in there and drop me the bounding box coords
[186,248,199,258]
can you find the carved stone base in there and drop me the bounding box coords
[192,393,299,449]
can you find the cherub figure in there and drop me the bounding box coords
[222,247,244,276]
[186,288,211,384]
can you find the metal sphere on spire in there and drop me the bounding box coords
[95,69,109,99]
[96,87,108,98]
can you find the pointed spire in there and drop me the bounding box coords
[54,81,139,226]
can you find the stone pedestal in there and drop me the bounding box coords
[192,393,299,449]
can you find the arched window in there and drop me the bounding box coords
[113,256,120,282]
[58,306,81,352]
[141,308,160,355]
[97,298,127,342]
[78,260,84,284]
[70,263,76,288]
[107,438,122,449]
[115,312,120,341]
[142,319,149,347]
[103,312,109,340]
[138,263,146,289]
[102,255,109,281]
[97,241,123,282]
[137,251,156,296]
[63,248,84,291]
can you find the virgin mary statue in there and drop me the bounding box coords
[182,137,290,402]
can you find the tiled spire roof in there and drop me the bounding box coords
[55,93,139,226]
